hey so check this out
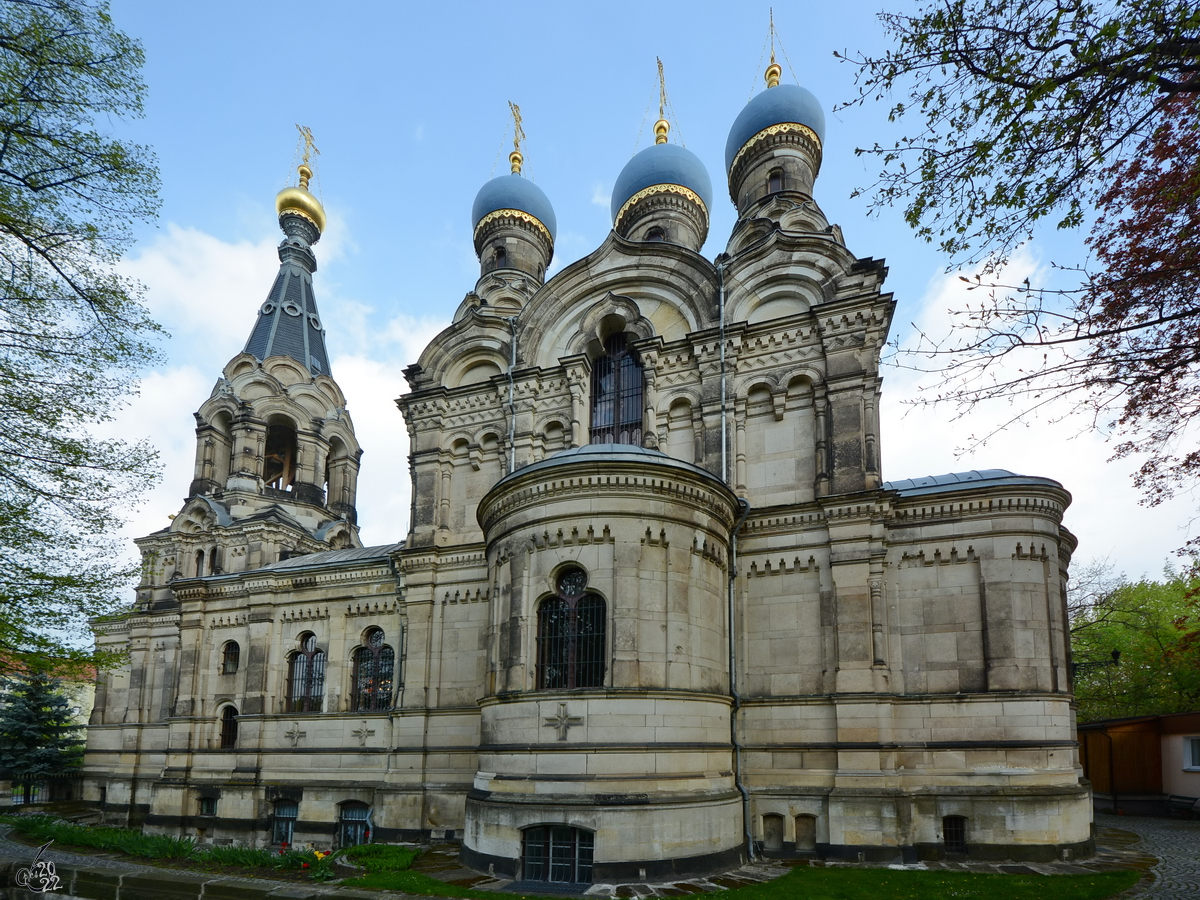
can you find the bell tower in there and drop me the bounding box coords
[136,134,362,608]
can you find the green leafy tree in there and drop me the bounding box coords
[1069,569,1200,722]
[838,1,1200,513]
[0,0,161,672]
[0,671,84,802]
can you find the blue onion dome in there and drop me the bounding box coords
[471,171,557,243]
[610,141,713,229]
[724,82,826,174]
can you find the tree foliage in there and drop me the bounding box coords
[1069,567,1200,722]
[0,672,84,788]
[840,1,1200,512]
[838,0,1199,266]
[0,0,160,672]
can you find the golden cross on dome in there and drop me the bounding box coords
[295,124,320,168]
[765,9,782,88]
[770,7,776,66]
[654,57,670,144]
[508,101,525,174]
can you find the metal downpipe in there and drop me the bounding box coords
[728,497,753,860]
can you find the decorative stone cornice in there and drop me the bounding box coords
[613,183,708,232]
[473,208,553,248]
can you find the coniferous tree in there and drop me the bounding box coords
[0,672,84,803]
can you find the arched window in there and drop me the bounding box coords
[221,641,240,675]
[494,246,507,268]
[523,825,594,884]
[286,633,325,712]
[353,628,395,711]
[644,226,665,241]
[589,334,643,446]
[768,168,783,194]
[338,801,370,848]
[272,799,298,845]
[537,567,605,690]
[943,815,968,854]
[219,706,238,749]
[209,547,219,574]
[195,549,205,577]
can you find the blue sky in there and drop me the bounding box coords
[102,0,1195,580]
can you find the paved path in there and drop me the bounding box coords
[1095,813,1200,899]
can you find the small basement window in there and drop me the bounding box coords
[943,815,968,854]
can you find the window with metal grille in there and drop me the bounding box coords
[286,633,325,712]
[198,796,217,817]
[339,801,370,848]
[589,334,643,446]
[353,628,395,711]
[942,815,968,854]
[537,568,605,690]
[221,641,239,674]
[523,825,594,884]
[219,706,238,749]
[273,799,297,845]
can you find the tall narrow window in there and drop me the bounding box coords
[339,801,370,847]
[768,168,783,193]
[523,826,594,884]
[494,246,507,268]
[286,633,325,712]
[195,550,205,577]
[209,547,219,574]
[353,628,396,711]
[273,799,298,845]
[219,706,238,748]
[589,334,643,446]
[221,641,240,675]
[537,568,606,690]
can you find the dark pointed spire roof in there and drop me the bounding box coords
[243,173,332,378]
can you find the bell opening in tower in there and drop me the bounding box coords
[264,419,298,491]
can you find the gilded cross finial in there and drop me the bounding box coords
[295,124,320,189]
[654,57,670,144]
[765,9,782,88]
[508,101,525,174]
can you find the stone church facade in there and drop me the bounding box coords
[83,66,1093,882]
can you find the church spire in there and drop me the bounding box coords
[243,128,332,378]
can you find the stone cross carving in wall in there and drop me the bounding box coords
[284,724,306,746]
[543,703,583,741]
[352,723,376,746]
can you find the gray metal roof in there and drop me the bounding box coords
[243,228,332,377]
[494,442,730,491]
[252,542,404,573]
[883,469,1064,497]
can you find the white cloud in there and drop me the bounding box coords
[591,182,610,208]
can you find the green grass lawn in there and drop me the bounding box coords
[1,816,1142,899]
[343,864,1142,900]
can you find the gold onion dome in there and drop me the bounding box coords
[276,163,326,234]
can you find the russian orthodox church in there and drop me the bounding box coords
[83,60,1093,883]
